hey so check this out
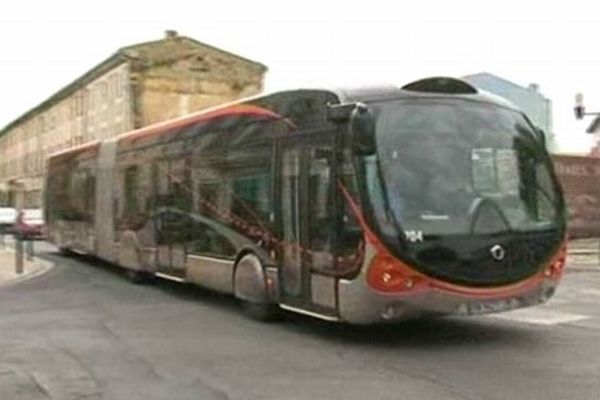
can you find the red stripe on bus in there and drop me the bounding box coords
[118,104,290,144]
[48,140,101,164]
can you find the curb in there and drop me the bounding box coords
[0,248,55,288]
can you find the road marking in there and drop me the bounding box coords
[550,288,600,306]
[491,308,591,325]
[580,288,600,297]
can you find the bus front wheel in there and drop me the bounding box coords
[233,253,278,322]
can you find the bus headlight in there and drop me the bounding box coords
[367,254,424,293]
[544,250,566,279]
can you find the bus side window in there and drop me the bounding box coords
[84,171,96,221]
[120,162,155,232]
[157,210,191,244]
[156,161,170,203]
[226,128,274,244]
[232,169,271,228]
[170,158,192,213]
[337,149,364,275]
[309,148,332,241]
[308,147,336,272]
[187,221,236,258]
[197,182,220,219]
[124,165,139,216]
[67,167,95,222]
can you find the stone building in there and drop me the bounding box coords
[0,30,267,208]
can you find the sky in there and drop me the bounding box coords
[0,0,598,153]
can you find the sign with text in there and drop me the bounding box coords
[552,155,600,237]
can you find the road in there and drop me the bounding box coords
[1,244,599,400]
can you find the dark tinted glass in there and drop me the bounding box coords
[360,99,565,286]
[47,156,96,223]
[375,100,561,235]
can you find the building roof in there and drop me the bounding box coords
[0,32,267,138]
[464,72,525,90]
[119,35,267,71]
[463,72,546,98]
[587,116,600,133]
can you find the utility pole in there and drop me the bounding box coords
[15,238,24,275]
[574,93,600,260]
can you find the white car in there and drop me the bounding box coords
[0,207,17,235]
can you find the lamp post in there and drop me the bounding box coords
[574,94,600,256]
[574,93,600,120]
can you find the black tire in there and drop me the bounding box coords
[241,300,279,322]
[125,269,150,284]
[58,246,72,256]
[234,254,279,322]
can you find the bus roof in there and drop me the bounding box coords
[47,77,522,160]
[331,78,519,111]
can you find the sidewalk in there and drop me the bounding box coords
[0,240,53,287]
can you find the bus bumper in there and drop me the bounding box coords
[337,266,560,324]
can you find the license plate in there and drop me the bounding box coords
[467,298,520,315]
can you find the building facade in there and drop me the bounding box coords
[552,154,600,237]
[463,72,555,151]
[0,31,267,208]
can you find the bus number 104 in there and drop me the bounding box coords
[404,230,424,243]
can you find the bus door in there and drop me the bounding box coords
[279,134,339,317]
[154,158,191,280]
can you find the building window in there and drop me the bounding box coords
[110,75,117,100]
[75,93,85,117]
[101,82,108,104]
[116,73,125,98]
[86,88,94,110]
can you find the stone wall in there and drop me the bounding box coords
[552,154,600,238]
[0,63,133,208]
[0,32,266,209]
[136,54,263,127]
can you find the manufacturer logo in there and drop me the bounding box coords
[490,244,506,261]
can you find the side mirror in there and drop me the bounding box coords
[350,103,376,155]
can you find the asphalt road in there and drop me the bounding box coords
[1,244,599,400]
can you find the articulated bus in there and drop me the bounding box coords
[45,77,566,323]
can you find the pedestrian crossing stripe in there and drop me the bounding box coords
[580,288,600,297]
[490,308,591,325]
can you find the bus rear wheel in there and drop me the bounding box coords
[234,253,278,322]
[125,268,151,284]
[58,246,72,256]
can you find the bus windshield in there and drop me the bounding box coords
[361,98,565,285]
[373,99,562,235]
